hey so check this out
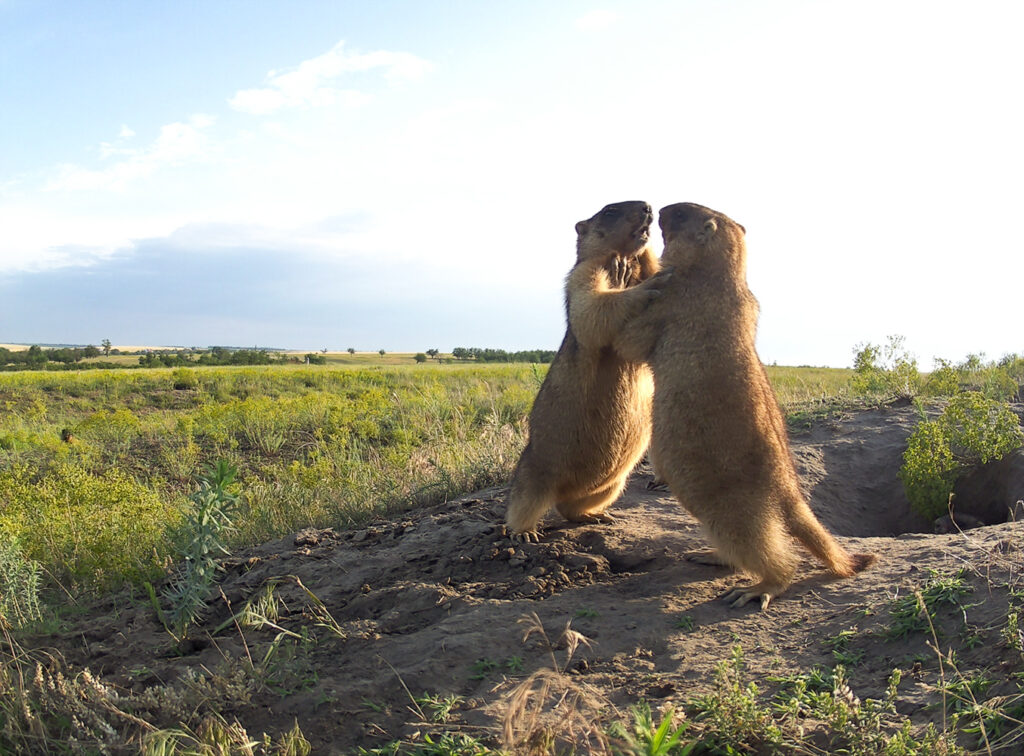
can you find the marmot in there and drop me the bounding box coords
[504,200,660,539]
[572,202,876,609]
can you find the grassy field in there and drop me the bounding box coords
[0,360,853,596]
[4,358,1024,754]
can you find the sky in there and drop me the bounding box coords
[1,0,1022,367]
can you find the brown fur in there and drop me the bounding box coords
[572,202,876,608]
[504,201,659,538]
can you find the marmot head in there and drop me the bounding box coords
[575,201,653,261]
[658,202,746,274]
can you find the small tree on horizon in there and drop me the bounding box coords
[378,349,386,357]
[414,353,427,363]
[347,348,356,355]
[101,338,112,356]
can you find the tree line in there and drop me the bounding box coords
[449,347,556,363]
[0,345,111,370]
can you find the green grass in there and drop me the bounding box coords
[0,363,536,593]
[0,362,854,595]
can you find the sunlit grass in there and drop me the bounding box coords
[0,362,851,593]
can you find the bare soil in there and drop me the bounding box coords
[27,403,1024,753]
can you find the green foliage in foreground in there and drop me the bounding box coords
[160,461,241,639]
[0,539,42,628]
[900,392,1023,520]
[685,647,961,755]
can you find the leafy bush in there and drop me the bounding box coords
[851,335,921,399]
[171,367,199,390]
[923,358,961,397]
[925,352,1024,400]
[900,392,1024,520]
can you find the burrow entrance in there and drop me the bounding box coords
[788,404,1024,537]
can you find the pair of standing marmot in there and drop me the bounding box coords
[505,201,875,609]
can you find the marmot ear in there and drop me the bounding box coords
[575,220,589,236]
[697,218,717,243]
[737,222,747,234]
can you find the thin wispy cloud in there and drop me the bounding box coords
[229,41,433,115]
[46,114,215,192]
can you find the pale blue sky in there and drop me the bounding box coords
[2,0,1021,365]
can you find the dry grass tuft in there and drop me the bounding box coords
[502,612,614,755]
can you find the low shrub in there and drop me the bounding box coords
[900,392,1023,520]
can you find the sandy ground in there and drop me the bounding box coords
[26,402,1024,752]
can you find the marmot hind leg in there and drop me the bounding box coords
[706,516,798,611]
[505,465,558,539]
[555,475,629,523]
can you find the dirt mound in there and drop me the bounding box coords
[22,403,1024,752]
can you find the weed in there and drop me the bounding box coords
[142,715,311,755]
[936,668,995,715]
[673,615,695,633]
[413,692,464,723]
[1003,612,1023,652]
[885,569,974,640]
[160,460,241,639]
[469,658,499,680]
[607,700,693,755]
[823,628,865,666]
[0,538,42,628]
[170,367,199,391]
[259,629,320,698]
[687,646,784,751]
[690,650,964,754]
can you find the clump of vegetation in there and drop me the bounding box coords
[0,627,313,755]
[900,391,1023,520]
[884,568,974,640]
[927,352,1024,401]
[606,700,691,756]
[851,335,921,400]
[0,462,172,591]
[683,647,963,754]
[0,539,42,628]
[158,461,241,639]
[171,366,199,390]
